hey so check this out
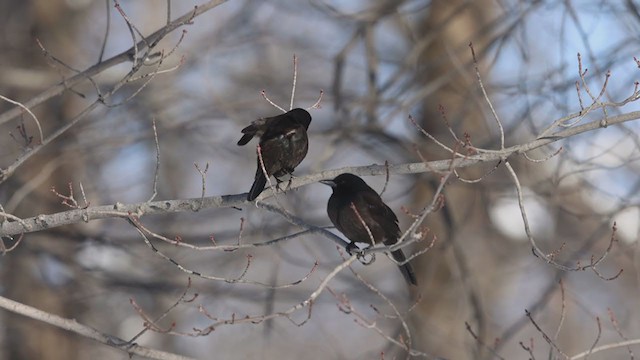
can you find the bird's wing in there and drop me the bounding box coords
[237,117,272,145]
[255,136,286,175]
[260,116,300,142]
[326,195,341,232]
[358,190,400,242]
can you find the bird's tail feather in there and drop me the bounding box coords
[247,172,267,201]
[391,249,418,286]
[237,133,254,146]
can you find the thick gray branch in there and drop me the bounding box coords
[1,110,639,237]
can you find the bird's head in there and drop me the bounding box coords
[289,108,312,129]
[320,173,368,191]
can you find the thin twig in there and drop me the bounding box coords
[193,162,209,211]
[0,95,44,144]
[98,0,110,62]
[469,42,505,150]
[148,117,161,202]
[290,54,298,111]
[525,309,569,359]
[261,90,286,113]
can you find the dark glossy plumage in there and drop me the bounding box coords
[321,173,417,286]
[238,108,312,201]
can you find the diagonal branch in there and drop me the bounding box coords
[0,0,228,126]
[0,294,195,360]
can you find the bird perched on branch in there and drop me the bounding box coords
[321,173,417,286]
[238,108,312,201]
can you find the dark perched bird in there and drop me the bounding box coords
[238,108,312,201]
[321,173,417,286]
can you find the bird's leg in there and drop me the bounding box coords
[285,171,296,191]
[274,170,296,192]
[346,241,359,255]
[274,176,284,191]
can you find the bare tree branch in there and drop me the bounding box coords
[0,295,195,360]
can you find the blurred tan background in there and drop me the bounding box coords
[1,0,639,359]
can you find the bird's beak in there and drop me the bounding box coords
[320,179,336,188]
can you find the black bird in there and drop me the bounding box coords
[321,173,417,286]
[238,108,312,201]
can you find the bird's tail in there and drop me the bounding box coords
[237,124,258,146]
[237,133,254,146]
[247,171,267,201]
[391,249,418,286]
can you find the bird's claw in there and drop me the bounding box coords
[286,174,295,191]
[274,173,296,192]
[275,177,285,191]
[359,252,375,265]
[346,243,375,265]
